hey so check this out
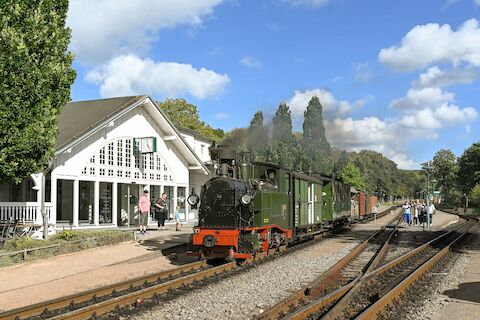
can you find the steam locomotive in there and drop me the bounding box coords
[187,145,353,260]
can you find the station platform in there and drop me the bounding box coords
[434,219,480,320]
[0,225,193,312]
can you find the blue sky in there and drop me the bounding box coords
[67,0,480,169]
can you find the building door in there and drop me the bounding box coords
[117,183,142,227]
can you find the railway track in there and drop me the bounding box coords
[257,213,403,320]
[0,259,234,320]
[269,215,477,320]
[0,207,398,320]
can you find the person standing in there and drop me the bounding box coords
[175,206,183,231]
[155,193,168,230]
[402,203,409,225]
[138,190,150,235]
[429,203,436,226]
[413,203,419,225]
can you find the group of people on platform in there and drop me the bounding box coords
[137,190,183,235]
[402,201,436,227]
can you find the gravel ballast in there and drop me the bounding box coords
[128,239,359,320]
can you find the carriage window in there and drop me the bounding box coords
[284,173,290,192]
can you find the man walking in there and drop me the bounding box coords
[138,190,150,235]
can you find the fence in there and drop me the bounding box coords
[0,202,53,224]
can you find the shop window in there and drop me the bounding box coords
[79,181,95,224]
[99,182,113,224]
[177,187,186,220]
[56,179,73,223]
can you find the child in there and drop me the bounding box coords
[175,206,183,231]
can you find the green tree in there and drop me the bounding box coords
[302,96,330,151]
[457,141,480,194]
[247,111,268,152]
[272,102,293,142]
[469,184,480,207]
[157,98,224,141]
[0,0,76,182]
[302,96,333,174]
[341,162,366,190]
[431,149,459,205]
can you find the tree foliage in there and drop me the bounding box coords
[431,149,459,205]
[457,141,480,194]
[272,102,293,142]
[340,162,366,190]
[0,0,76,182]
[469,184,480,207]
[157,98,225,142]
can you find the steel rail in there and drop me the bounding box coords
[356,217,478,320]
[257,210,402,320]
[48,262,238,320]
[318,216,402,320]
[0,260,209,320]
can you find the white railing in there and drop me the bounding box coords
[0,202,53,224]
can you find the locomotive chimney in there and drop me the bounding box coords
[210,145,237,178]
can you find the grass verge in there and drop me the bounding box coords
[0,230,134,267]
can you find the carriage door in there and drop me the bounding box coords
[308,183,314,224]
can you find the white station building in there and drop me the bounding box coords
[0,96,213,237]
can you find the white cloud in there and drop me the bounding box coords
[240,56,263,69]
[67,0,224,65]
[85,54,230,99]
[379,19,480,71]
[215,112,230,120]
[287,88,371,119]
[412,66,478,88]
[284,0,331,8]
[390,87,454,110]
[323,117,418,169]
[398,103,478,129]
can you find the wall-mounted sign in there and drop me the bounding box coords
[133,137,157,154]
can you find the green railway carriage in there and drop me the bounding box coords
[242,162,347,235]
[191,146,352,260]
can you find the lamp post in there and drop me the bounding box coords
[422,162,433,230]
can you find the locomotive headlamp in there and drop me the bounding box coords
[187,194,200,206]
[241,194,252,205]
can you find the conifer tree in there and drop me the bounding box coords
[272,102,293,142]
[302,96,332,174]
